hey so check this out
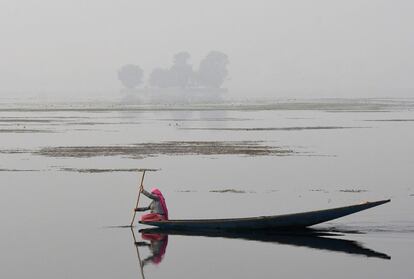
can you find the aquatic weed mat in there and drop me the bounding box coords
[1,98,412,112]
[58,167,159,173]
[179,126,367,131]
[32,141,293,159]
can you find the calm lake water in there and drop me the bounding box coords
[0,99,413,278]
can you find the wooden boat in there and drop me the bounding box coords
[140,199,390,231]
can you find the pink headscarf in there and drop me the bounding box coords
[151,188,169,219]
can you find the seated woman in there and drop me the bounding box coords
[135,188,169,221]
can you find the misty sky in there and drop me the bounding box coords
[1,0,413,98]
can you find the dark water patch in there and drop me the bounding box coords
[59,168,159,173]
[339,189,368,193]
[34,141,293,159]
[180,126,364,131]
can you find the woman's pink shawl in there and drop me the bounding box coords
[151,188,169,219]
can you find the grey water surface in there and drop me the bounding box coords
[0,100,413,278]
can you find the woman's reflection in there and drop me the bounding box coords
[135,232,168,266]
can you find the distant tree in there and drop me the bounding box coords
[198,51,229,88]
[117,64,143,89]
[149,51,194,88]
[169,52,193,88]
[149,68,171,88]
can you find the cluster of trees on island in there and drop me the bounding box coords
[117,51,229,90]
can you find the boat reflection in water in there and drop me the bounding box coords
[130,229,169,279]
[134,232,168,266]
[130,227,390,277]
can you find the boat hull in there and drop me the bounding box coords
[139,199,390,231]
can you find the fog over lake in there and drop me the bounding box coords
[1,1,413,279]
[1,1,413,99]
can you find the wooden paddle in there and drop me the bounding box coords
[130,170,146,227]
[130,227,146,279]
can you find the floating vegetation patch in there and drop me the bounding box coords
[34,141,293,159]
[66,122,115,126]
[59,168,159,173]
[328,223,414,234]
[0,149,29,154]
[339,189,368,193]
[67,121,141,126]
[180,126,363,131]
[0,129,53,133]
[286,117,314,120]
[0,116,86,119]
[0,119,54,123]
[209,189,248,194]
[364,119,414,122]
[309,189,329,193]
[176,190,197,193]
[0,168,39,172]
[0,98,404,112]
[157,117,252,122]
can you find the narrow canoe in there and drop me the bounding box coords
[139,199,390,231]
